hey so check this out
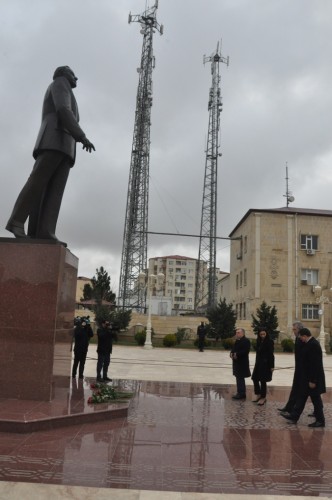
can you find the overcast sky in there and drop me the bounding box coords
[1,0,332,294]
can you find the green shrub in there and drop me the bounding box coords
[134,330,146,346]
[251,338,257,351]
[281,338,294,353]
[222,337,235,350]
[175,327,190,345]
[163,334,177,347]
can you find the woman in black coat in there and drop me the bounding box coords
[251,327,275,405]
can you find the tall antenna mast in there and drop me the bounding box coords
[118,1,163,310]
[195,41,229,311]
[283,162,295,207]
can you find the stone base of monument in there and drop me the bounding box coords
[0,239,128,431]
[0,377,130,433]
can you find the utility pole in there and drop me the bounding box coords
[118,1,163,310]
[195,41,229,312]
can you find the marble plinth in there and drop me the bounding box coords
[0,240,78,401]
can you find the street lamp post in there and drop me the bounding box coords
[314,285,332,355]
[138,271,165,349]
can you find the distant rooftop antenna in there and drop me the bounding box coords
[283,162,295,207]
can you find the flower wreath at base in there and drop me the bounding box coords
[88,383,133,404]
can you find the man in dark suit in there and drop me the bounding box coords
[6,66,95,244]
[230,328,251,400]
[96,320,114,382]
[278,321,304,413]
[281,327,326,427]
[197,321,206,352]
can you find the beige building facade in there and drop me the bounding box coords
[148,255,207,314]
[229,207,332,339]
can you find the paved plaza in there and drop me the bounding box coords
[0,346,332,499]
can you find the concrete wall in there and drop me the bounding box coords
[126,312,207,340]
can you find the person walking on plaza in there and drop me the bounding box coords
[251,326,275,405]
[230,328,251,400]
[281,328,326,428]
[96,320,114,382]
[278,321,305,413]
[72,319,93,379]
[197,321,207,352]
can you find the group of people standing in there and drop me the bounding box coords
[230,326,274,406]
[72,318,115,382]
[230,322,326,427]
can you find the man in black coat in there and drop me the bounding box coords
[72,319,93,379]
[230,328,251,400]
[278,321,304,413]
[282,328,326,427]
[6,66,95,244]
[96,320,114,382]
[197,321,206,352]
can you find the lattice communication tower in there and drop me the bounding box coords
[118,1,163,310]
[195,42,229,311]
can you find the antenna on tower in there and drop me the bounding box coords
[283,162,295,207]
[195,40,229,312]
[119,1,163,311]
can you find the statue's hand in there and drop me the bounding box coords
[81,136,95,153]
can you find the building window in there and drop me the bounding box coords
[236,274,239,289]
[300,235,318,250]
[168,260,174,265]
[243,302,246,319]
[302,304,319,320]
[240,271,243,288]
[244,236,247,253]
[244,268,247,286]
[301,269,318,285]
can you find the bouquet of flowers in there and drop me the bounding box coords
[88,383,133,404]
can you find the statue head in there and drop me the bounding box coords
[53,66,78,88]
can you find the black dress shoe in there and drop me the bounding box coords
[232,394,246,400]
[103,377,112,382]
[6,222,29,238]
[308,421,325,428]
[277,406,289,412]
[281,414,298,423]
[96,377,103,382]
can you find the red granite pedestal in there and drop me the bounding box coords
[0,240,78,401]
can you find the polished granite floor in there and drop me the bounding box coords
[0,376,331,497]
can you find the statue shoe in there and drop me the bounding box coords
[37,233,67,246]
[6,221,29,238]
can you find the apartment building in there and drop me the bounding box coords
[148,255,207,314]
[228,207,332,337]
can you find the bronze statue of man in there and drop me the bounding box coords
[6,66,95,245]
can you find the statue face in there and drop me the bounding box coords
[63,67,78,88]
